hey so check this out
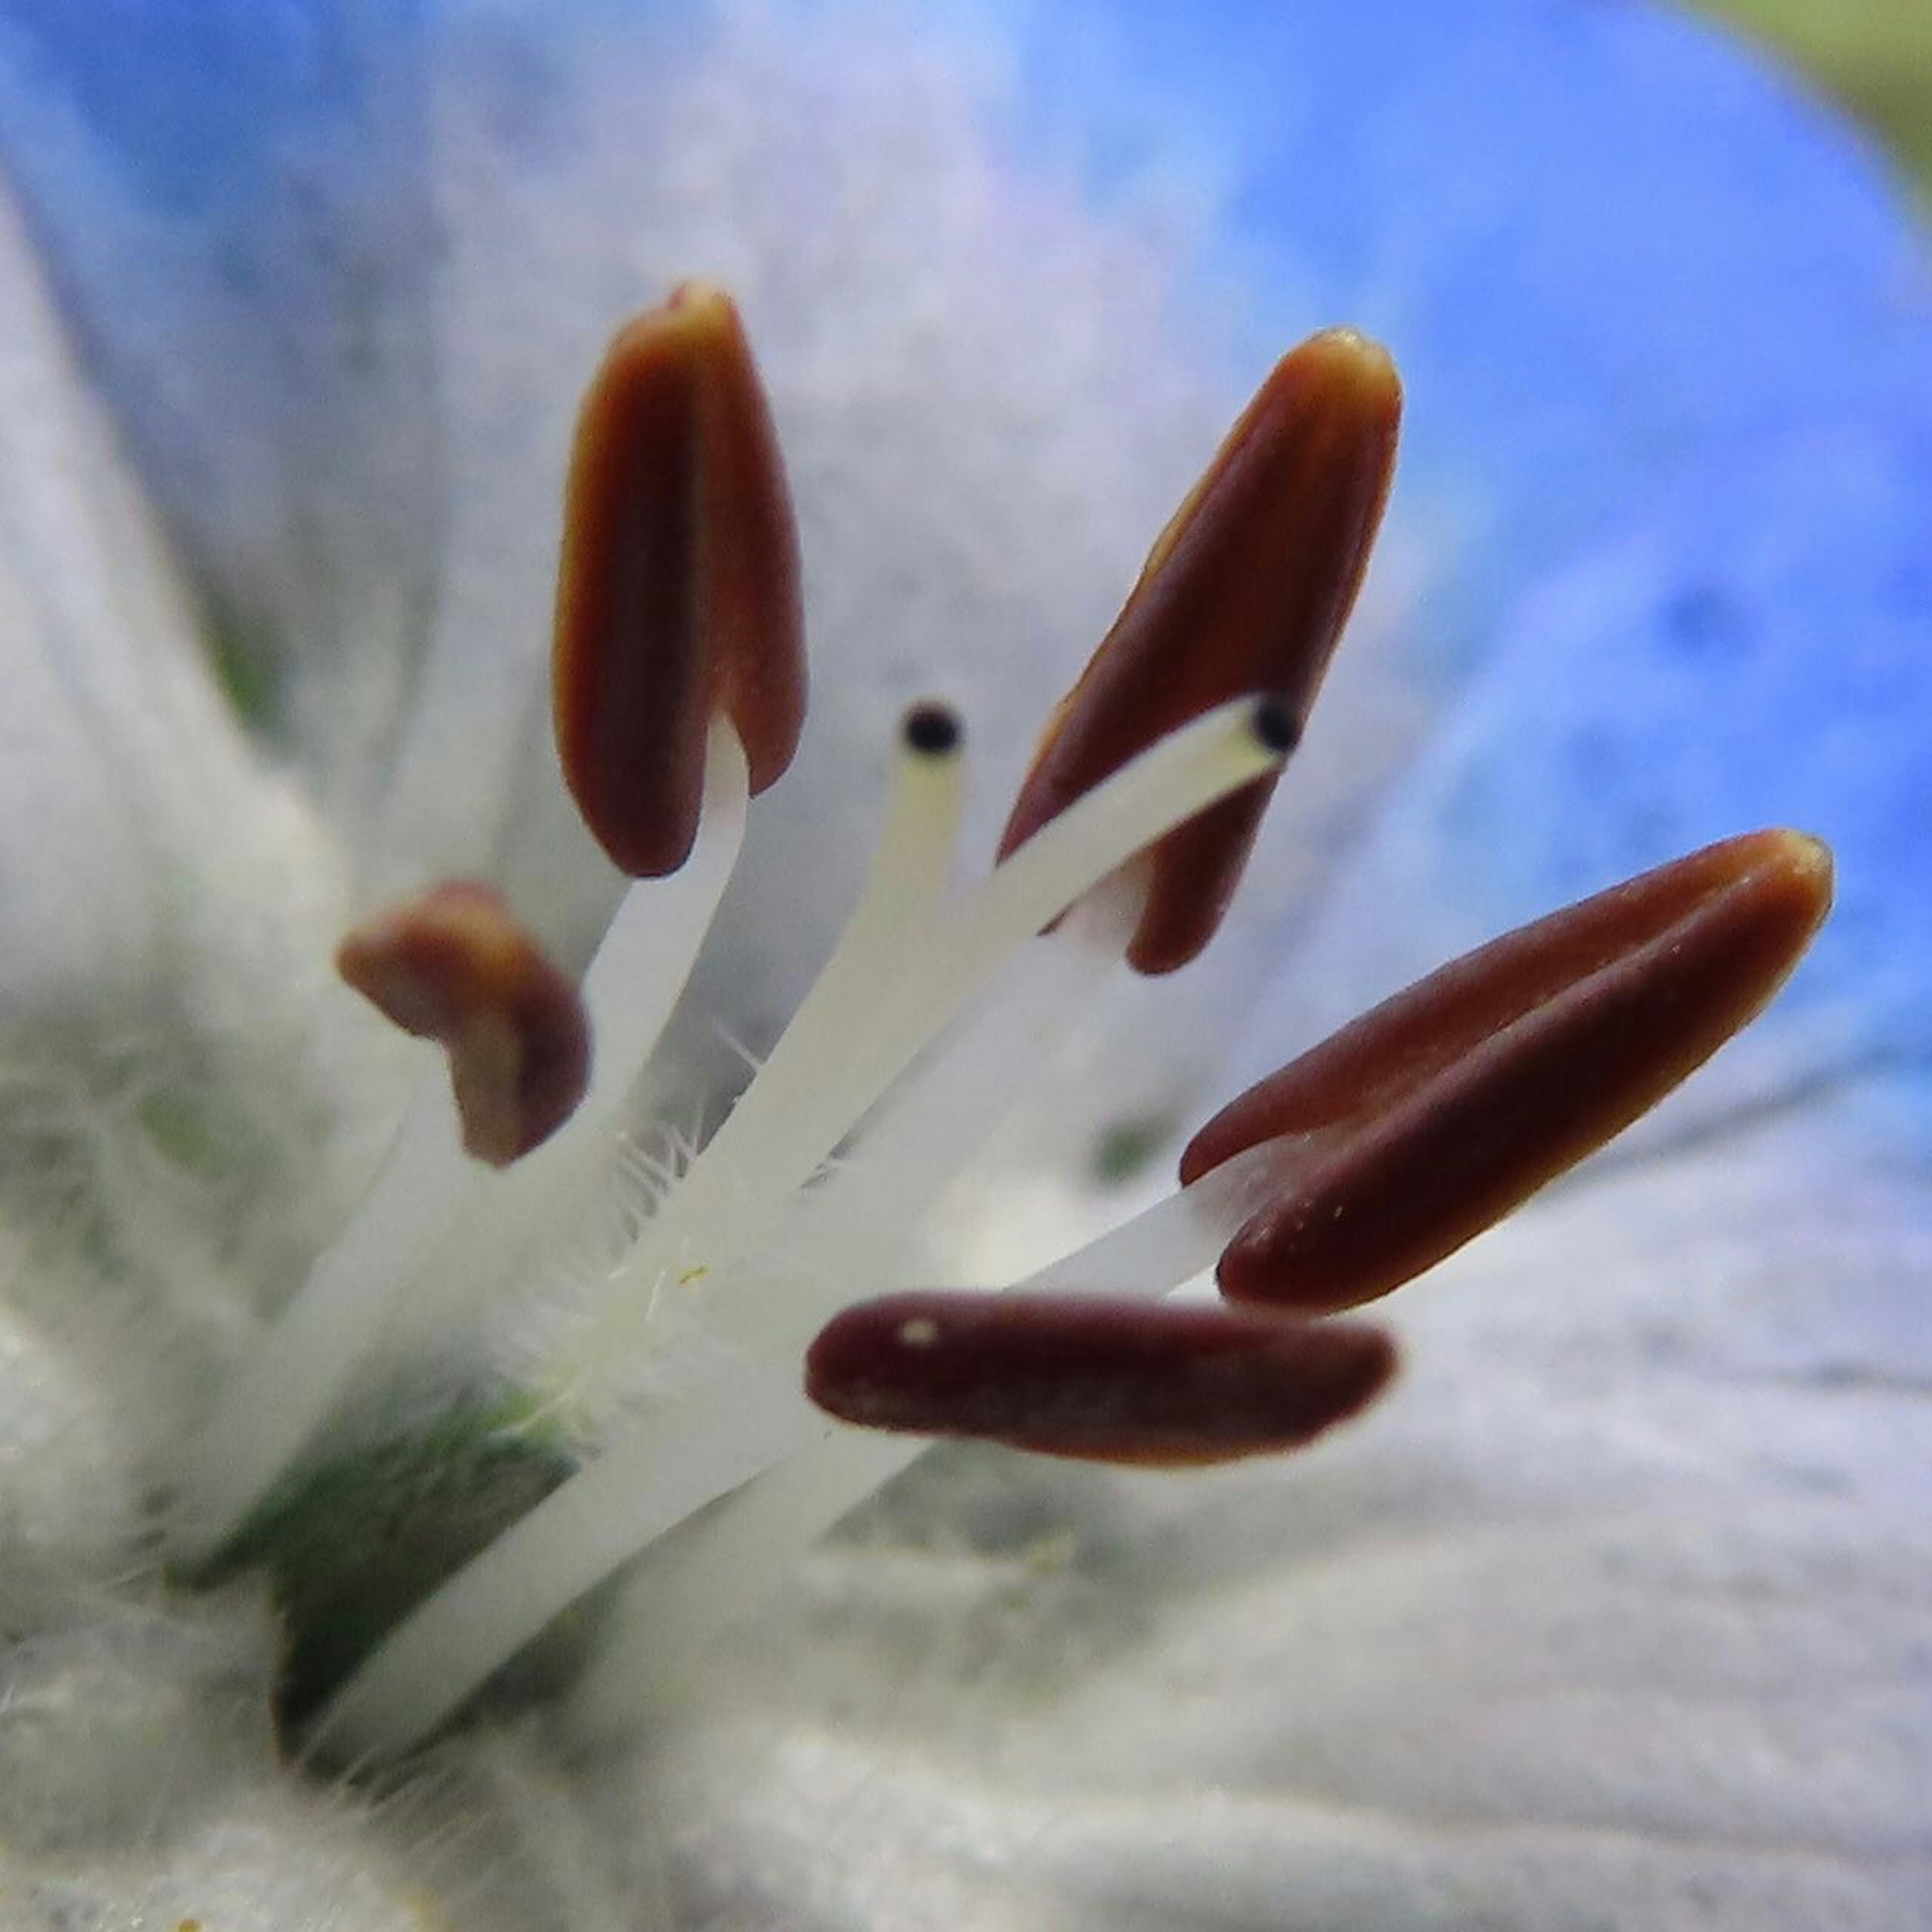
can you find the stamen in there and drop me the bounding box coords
[174,248,1851,1789]
[805,1291,1397,1466]
[553,283,806,878]
[560,831,1833,1733]
[1184,829,1834,1312]
[553,695,1292,1400]
[302,703,1293,1756]
[246,823,1831,1736]
[171,278,803,1559]
[336,882,590,1169]
[387,723,750,1347]
[1000,330,1401,973]
[294,706,969,1758]
[167,890,589,1565]
[459,703,958,1337]
[554,1154,1326,1744]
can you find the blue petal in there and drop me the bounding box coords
[984,0,1930,667]
[1245,407,1932,1151]
[2,0,1923,713]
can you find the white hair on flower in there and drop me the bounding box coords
[0,3,1924,1929]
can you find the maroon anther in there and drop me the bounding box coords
[337,881,592,1168]
[1181,830,1834,1314]
[806,1291,1397,1466]
[553,282,807,877]
[999,330,1401,974]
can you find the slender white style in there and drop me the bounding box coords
[552,697,1287,1401]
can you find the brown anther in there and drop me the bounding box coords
[337,881,592,1168]
[806,1291,1397,1466]
[553,282,806,876]
[999,330,1401,974]
[1181,830,1834,1313]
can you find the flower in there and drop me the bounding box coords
[0,4,1926,1929]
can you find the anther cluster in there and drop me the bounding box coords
[164,285,1831,1770]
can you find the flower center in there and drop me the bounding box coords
[148,288,1824,1775]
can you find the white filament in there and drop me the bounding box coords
[386,723,751,1350]
[1015,1138,1282,1295]
[169,726,753,1566]
[573,722,753,1119]
[552,697,1284,1402]
[319,930,1136,1758]
[699,901,1132,1360]
[566,1425,922,1745]
[169,1074,478,1565]
[315,699,1289,1761]
[333,1137,1282,1759]
[302,709,968,1756]
[564,1141,1285,1743]
[306,1362,819,1762]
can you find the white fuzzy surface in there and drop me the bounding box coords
[0,3,1922,1928]
[630,1099,1930,1929]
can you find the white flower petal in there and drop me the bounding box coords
[0,160,357,1029]
[0,2,443,814]
[0,171,415,1418]
[0,163,199,1014]
[0,7,1924,1929]
[638,1098,1930,1927]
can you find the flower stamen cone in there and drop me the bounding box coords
[337,881,591,1168]
[1000,329,1401,972]
[150,270,1841,1783]
[807,1291,1397,1465]
[553,282,806,877]
[1183,830,1835,1313]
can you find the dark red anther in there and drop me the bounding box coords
[999,330,1401,974]
[806,1291,1397,1466]
[1181,830,1834,1313]
[337,881,592,1168]
[553,282,806,877]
